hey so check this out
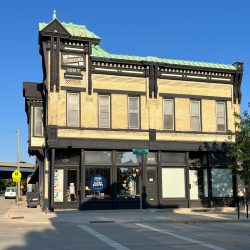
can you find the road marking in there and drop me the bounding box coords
[135,223,227,250]
[78,225,130,250]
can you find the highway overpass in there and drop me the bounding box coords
[0,162,35,179]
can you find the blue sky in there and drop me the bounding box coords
[0,0,249,163]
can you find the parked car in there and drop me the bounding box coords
[4,187,16,199]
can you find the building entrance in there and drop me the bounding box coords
[65,169,78,205]
[54,167,79,209]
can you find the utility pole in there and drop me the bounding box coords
[16,129,20,202]
[132,149,149,221]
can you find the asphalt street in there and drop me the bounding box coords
[1,197,250,250]
[0,220,250,249]
[0,195,15,216]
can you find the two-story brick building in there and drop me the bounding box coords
[23,14,243,211]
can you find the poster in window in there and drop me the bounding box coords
[54,169,64,202]
[89,175,106,192]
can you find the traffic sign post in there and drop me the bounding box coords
[133,149,149,221]
[16,129,21,203]
[12,170,22,180]
[12,169,22,204]
[13,177,21,182]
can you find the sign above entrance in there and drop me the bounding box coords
[132,149,149,155]
[89,175,106,192]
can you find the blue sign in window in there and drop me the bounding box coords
[89,175,106,192]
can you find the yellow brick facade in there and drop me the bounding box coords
[111,94,128,129]
[45,70,239,143]
[48,91,67,126]
[92,74,146,92]
[175,98,190,131]
[158,79,232,98]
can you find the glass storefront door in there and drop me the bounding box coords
[189,168,207,207]
[65,169,78,203]
[189,169,199,200]
[54,167,79,208]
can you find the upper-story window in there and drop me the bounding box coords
[33,107,43,137]
[128,96,140,129]
[163,98,174,130]
[216,102,226,132]
[190,100,201,131]
[98,95,110,128]
[67,92,80,127]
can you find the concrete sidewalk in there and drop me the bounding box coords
[2,200,250,224]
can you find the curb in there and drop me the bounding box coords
[174,219,250,224]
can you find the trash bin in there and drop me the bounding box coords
[26,192,40,208]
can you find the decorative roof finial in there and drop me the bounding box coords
[52,9,56,20]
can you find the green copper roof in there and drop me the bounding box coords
[39,21,100,40]
[92,45,236,70]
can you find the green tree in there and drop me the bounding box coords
[227,103,250,195]
[0,179,16,192]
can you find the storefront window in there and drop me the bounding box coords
[117,167,140,199]
[212,168,233,197]
[116,152,141,164]
[85,151,112,164]
[162,168,185,198]
[162,152,186,164]
[85,168,111,199]
[54,169,64,202]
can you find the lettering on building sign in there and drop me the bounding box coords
[66,68,81,74]
[62,53,84,79]
[62,158,70,163]
[62,54,84,67]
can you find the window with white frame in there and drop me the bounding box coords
[216,102,226,132]
[163,98,174,130]
[67,93,80,127]
[34,107,43,136]
[98,95,110,128]
[190,100,201,131]
[128,96,140,129]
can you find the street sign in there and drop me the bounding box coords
[13,177,21,183]
[132,149,149,155]
[12,170,22,182]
